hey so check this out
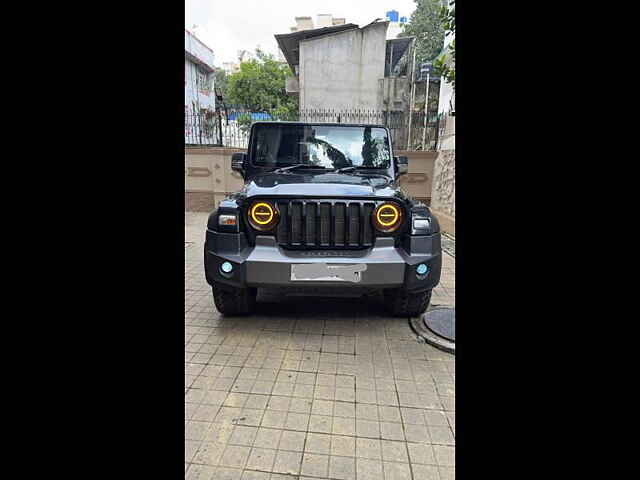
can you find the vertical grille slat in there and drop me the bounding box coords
[330,203,336,247]
[277,201,288,244]
[348,203,360,246]
[320,203,331,246]
[334,203,345,246]
[301,201,307,246]
[306,203,316,246]
[273,199,377,250]
[363,203,374,246]
[290,202,302,245]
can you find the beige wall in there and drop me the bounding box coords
[185,147,246,212]
[185,147,436,212]
[429,114,455,235]
[395,150,436,206]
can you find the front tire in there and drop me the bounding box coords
[385,288,432,317]
[212,283,256,316]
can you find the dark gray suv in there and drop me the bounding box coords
[204,122,442,316]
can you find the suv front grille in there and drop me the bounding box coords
[275,200,376,249]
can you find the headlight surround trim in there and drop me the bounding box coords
[248,201,280,231]
[373,202,404,233]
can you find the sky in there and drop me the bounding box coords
[185,0,417,66]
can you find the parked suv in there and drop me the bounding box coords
[204,122,442,316]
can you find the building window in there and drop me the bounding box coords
[197,68,210,92]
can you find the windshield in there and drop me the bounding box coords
[251,124,391,169]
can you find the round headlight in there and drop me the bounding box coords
[248,201,279,231]
[373,203,403,233]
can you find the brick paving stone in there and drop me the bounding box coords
[192,441,224,466]
[184,213,455,480]
[439,466,455,479]
[253,428,282,449]
[433,445,455,466]
[240,471,270,480]
[185,464,217,480]
[272,450,302,475]
[301,453,330,477]
[330,435,355,457]
[357,458,384,480]
[412,463,440,479]
[380,422,405,441]
[220,445,251,469]
[356,419,381,438]
[245,448,276,472]
[329,455,356,480]
[213,467,242,480]
[404,423,430,443]
[381,440,409,463]
[332,416,356,436]
[309,414,332,434]
[383,461,412,480]
[305,433,331,454]
[278,430,306,452]
[229,426,258,446]
[356,437,382,460]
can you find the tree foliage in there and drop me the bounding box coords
[398,0,445,63]
[226,49,298,116]
[433,1,455,90]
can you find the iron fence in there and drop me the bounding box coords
[185,108,441,151]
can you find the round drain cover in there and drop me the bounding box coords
[424,307,455,342]
[409,306,455,354]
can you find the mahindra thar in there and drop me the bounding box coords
[204,122,442,316]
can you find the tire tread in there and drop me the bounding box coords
[212,284,256,315]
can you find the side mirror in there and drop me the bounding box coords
[231,152,246,176]
[394,156,409,176]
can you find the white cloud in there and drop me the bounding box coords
[185,0,417,65]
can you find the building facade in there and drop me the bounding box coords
[276,21,415,112]
[185,29,216,113]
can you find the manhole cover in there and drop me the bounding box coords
[424,307,455,341]
[409,306,455,354]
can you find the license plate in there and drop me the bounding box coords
[291,263,367,283]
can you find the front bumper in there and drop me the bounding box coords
[204,231,441,292]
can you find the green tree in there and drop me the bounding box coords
[399,0,446,64]
[226,49,298,117]
[433,1,455,90]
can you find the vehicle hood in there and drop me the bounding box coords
[243,171,399,198]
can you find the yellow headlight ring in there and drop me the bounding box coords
[376,204,400,227]
[373,203,403,233]
[250,202,275,225]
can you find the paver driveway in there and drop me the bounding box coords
[185,212,455,480]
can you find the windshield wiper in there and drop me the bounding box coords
[333,166,358,173]
[333,166,379,173]
[273,164,331,173]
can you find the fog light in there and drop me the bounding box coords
[416,263,428,275]
[220,262,233,274]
